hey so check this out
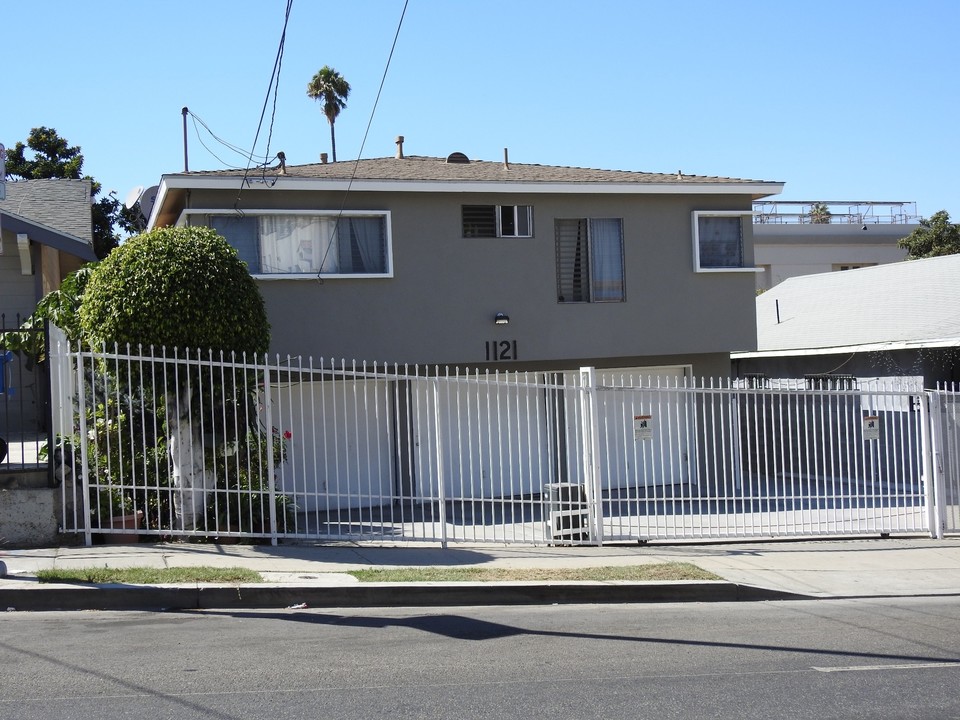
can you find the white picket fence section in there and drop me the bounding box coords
[49,340,958,545]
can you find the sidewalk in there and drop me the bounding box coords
[2,536,960,611]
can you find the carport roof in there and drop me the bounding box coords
[739,254,960,357]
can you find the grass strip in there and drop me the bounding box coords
[347,562,720,583]
[36,566,263,585]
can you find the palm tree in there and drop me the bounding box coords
[808,202,832,225]
[306,66,350,162]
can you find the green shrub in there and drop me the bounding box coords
[66,225,281,535]
[79,226,269,355]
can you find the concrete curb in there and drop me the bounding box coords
[0,581,808,612]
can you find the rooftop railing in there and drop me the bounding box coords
[753,201,918,225]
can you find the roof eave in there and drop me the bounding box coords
[734,337,960,359]
[0,210,97,261]
[148,174,783,228]
[155,173,784,196]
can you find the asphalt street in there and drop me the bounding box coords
[2,598,959,719]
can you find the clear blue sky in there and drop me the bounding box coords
[5,0,958,219]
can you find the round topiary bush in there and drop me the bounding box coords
[79,226,269,355]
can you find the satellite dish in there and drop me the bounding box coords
[124,185,144,209]
[138,185,159,221]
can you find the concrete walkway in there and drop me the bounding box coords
[2,536,959,611]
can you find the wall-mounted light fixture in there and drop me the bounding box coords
[494,312,510,325]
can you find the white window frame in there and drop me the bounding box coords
[462,204,533,238]
[691,210,760,274]
[178,209,393,279]
[497,205,533,238]
[833,263,876,272]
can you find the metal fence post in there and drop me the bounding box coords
[579,367,602,545]
[74,344,93,546]
[432,376,448,547]
[262,355,278,546]
[923,391,945,539]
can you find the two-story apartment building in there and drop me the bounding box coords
[148,144,783,379]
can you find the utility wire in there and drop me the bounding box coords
[190,115,259,170]
[317,0,409,279]
[235,0,294,210]
[189,111,273,167]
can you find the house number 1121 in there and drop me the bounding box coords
[485,340,518,362]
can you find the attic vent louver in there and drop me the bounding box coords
[445,152,470,164]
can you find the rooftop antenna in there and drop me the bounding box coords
[182,107,189,172]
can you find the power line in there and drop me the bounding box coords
[189,113,271,170]
[235,0,294,209]
[317,0,409,279]
[191,111,272,162]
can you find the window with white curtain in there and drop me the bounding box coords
[209,212,390,277]
[555,218,624,303]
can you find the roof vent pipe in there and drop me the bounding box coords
[503,147,509,169]
[320,152,328,164]
[395,135,405,159]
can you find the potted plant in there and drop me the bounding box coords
[96,485,143,543]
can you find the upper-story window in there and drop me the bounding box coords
[462,205,533,238]
[555,218,624,303]
[206,211,392,278]
[692,210,755,272]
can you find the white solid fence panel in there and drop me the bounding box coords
[271,367,397,514]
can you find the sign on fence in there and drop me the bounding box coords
[633,414,653,441]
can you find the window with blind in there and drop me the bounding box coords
[555,218,624,303]
[208,212,391,277]
[462,205,533,238]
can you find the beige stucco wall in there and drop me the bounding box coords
[754,222,912,290]
[0,233,38,321]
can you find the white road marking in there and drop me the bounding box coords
[812,662,960,673]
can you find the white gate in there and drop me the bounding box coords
[578,375,929,541]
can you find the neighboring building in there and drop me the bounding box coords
[733,254,960,386]
[1,179,96,441]
[148,145,783,379]
[0,179,97,321]
[752,200,917,292]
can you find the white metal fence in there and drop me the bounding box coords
[934,383,960,535]
[50,341,957,545]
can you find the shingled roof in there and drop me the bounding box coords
[0,179,96,260]
[181,155,777,186]
[0,179,94,242]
